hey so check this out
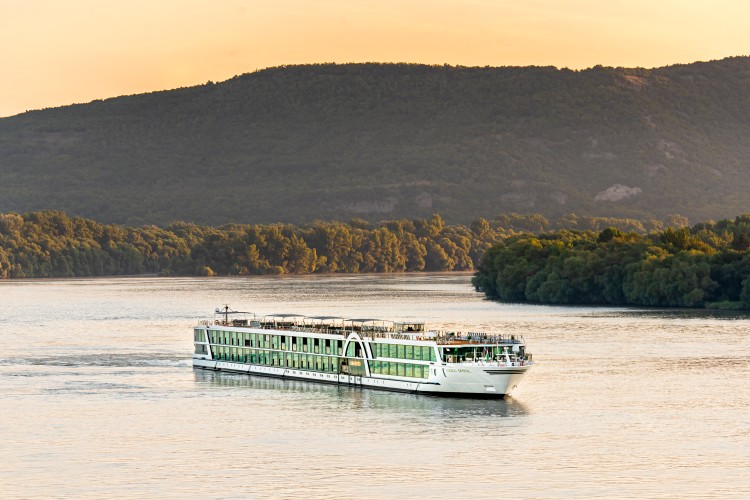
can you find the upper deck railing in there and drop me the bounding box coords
[201,319,524,345]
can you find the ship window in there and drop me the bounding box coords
[405,364,414,377]
[388,344,396,358]
[404,345,413,359]
[396,344,405,359]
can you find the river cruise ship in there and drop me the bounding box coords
[192,306,533,398]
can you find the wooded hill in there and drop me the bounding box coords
[1,58,749,226]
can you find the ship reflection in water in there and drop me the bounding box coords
[193,368,529,418]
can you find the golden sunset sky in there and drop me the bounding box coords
[1,0,748,117]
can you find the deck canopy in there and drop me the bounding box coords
[394,321,425,333]
[260,313,306,327]
[344,318,394,333]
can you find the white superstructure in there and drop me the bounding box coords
[192,306,533,398]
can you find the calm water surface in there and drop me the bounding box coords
[1,274,749,498]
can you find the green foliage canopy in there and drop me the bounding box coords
[472,215,750,309]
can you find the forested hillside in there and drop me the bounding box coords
[1,58,749,225]
[472,215,750,309]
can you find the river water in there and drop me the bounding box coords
[1,274,748,498]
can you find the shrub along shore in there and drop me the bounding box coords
[472,217,750,309]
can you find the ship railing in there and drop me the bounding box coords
[434,331,524,345]
[203,322,524,345]
[455,359,532,367]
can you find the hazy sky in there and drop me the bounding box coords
[1,0,748,117]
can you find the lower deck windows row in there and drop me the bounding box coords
[210,347,429,379]
[369,360,429,379]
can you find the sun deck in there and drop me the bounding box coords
[203,308,524,346]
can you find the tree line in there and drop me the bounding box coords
[0,211,521,279]
[472,215,750,309]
